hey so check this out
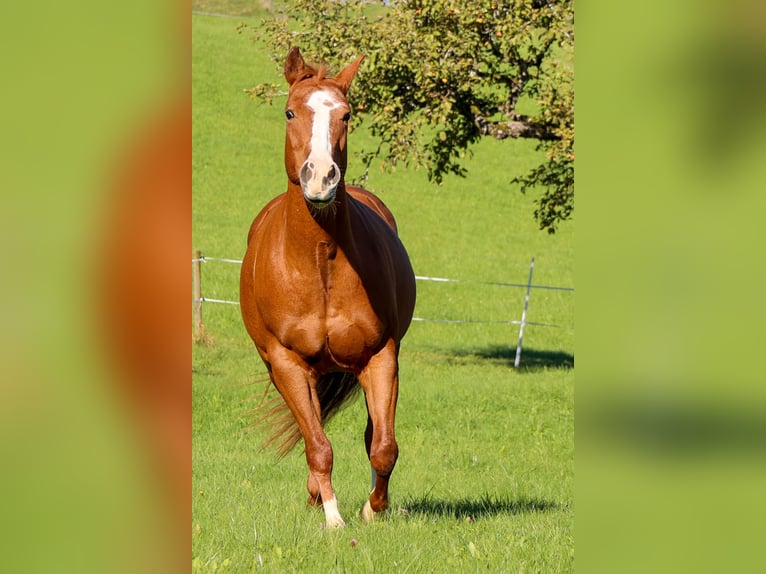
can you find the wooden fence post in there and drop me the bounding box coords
[192,249,207,343]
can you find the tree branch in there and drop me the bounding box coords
[474,113,560,141]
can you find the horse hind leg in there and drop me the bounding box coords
[304,436,344,528]
[307,473,321,507]
[306,386,324,508]
[359,341,400,523]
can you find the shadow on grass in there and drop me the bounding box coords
[401,494,560,520]
[449,345,574,371]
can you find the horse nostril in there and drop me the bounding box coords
[300,162,314,184]
[327,163,340,186]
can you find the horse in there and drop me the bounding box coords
[239,47,416,528]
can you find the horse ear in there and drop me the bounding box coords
[335,55,365,94]
[284,47,307,86]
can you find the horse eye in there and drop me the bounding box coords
[342,112,351,123]
[285,110,295,120]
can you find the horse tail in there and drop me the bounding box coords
[256,372,361,457]
[316,371,362,426]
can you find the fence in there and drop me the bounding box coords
[192,250,573,368]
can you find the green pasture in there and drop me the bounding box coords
[193,6,573,573]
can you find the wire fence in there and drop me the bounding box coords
[192,251,574,367]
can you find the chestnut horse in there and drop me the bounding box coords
[240,47,416,528]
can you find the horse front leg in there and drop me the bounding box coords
[358,339,400,522]
[268,346,345,528]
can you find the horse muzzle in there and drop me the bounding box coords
[299,159,341,206]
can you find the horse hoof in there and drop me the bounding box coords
[323,497,346,528]
[325,515,346,529]
[360,499,374,523]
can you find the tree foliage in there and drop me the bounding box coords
[244,0,573,233]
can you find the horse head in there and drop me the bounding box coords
[282,47,365,207]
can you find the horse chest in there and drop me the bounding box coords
[278,245,383,368]
[314,240,336,294]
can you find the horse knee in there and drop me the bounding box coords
[370,438,398,476]
[306,439,334,475]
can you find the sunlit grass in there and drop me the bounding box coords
[193,9,573,573]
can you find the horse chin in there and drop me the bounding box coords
[303,191,337,210]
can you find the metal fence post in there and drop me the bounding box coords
[514,257,535,368]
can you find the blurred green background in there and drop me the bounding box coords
[1,0,764,572]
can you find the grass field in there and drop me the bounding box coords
[193,6,574,573]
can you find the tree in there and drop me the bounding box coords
[243,0,573,233]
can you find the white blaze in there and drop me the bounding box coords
[299,89,343,202]
[306,90,341,163]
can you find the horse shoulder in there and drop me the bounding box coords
[343,188,416,340]
[241,194,288,346]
